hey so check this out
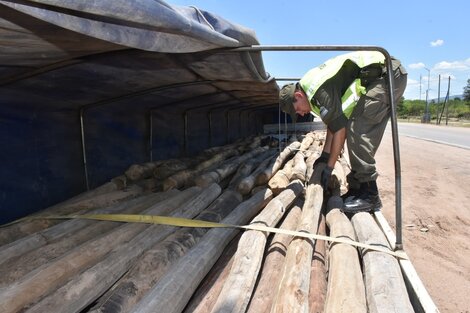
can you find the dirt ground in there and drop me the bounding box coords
[374,131,470,313]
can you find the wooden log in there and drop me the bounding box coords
[0,187,201,313]
[163,148,239,190]
[351,212,414,313]
[237,154,276,195]
[210,180,304,313]
[271,165,324,313]
[125,162,159,181]
[194,147,268,188]
[0,184,143,246]
[324,198,367,313]
[153,158,193,180]
[256,141,301,186]
[182,234,242,313]
[227,149,276,190]
[309,209,328,313]
[0,191,179,287]
[299,132,314,152]
[0,185,150,267]
[88,190,242,313]
[268,158,295,195]
[246,199,303,313]
[25,184,223,313]
[290,151,307,182]
[129,188,274,313]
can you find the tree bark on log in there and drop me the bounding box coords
[324,201,367,313]
[271,165,324,313]
[308,210,327,313]
[210,180,304,313]
[0,184,142,246]
[268,158,295,195]
[236,154,276,195]
[24,184,222,313]
[351,212,414,313]
[290,151,307,182]
[256,141,301,186]
[163,149,239,190]
[0,191,179,287]
[227,149,276,190]
[0,190,177,269]
[182,234,242,313]
[88,190,242,313]
[0,187,202,313]
[129,188,274,313]
[246,199,303,313]
[194,147,268,188]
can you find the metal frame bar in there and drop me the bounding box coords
[230,45,403,250]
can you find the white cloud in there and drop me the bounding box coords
[434,58,470,71]
[430,39,444,47]
[409,62,425,69]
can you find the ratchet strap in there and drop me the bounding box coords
[28,213,407,259]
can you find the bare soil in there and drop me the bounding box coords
[375,131,470,313]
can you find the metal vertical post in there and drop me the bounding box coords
[232,45,403,250]
[79,108,90,190]
[149,111,153,161]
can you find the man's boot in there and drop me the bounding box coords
[341,188,360,202]
[342,181,382,213]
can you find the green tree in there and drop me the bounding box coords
[464,78,470,101]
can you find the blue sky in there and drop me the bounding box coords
[170,0,469,100]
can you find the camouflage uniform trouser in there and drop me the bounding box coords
[346,59,408,188]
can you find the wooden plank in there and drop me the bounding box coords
[129,188,274,313]
[373,212,440,313]
[351,212,414,313]
[271,165,324,313]
[0,187,202,313]
[211,180,304,313]
[246,199,303,313]
[88,190,242,313]
[324,201,367,313]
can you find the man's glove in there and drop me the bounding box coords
[314,151,330,167]
[321,166,333,190]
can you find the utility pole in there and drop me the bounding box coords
[436,74,441,125]
[419,74,422,101]
[423,67,431,123]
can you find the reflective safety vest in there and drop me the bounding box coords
[299,51,385,119]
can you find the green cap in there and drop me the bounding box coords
[279,83,297,122]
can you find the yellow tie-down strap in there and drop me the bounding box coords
[40,213,407,259]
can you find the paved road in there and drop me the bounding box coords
[385,122,470,150]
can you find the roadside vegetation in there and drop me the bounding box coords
[397,79,470,126]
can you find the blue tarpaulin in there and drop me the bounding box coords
[0,0,281,223]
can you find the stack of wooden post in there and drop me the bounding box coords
[0,132,414,313]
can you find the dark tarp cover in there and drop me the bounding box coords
[0,0,282,223]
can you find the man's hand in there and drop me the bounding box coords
[321,166,333,190]
[313,151,330,167]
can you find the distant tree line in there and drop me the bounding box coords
[397,79,470,121]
